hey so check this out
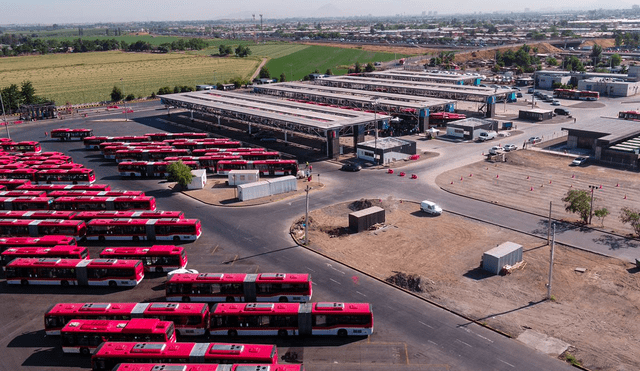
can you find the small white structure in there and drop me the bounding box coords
[237,175,297,201]
[482,241,523,275]
[228,170,259,186]
[188,169,207,189]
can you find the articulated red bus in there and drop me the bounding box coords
[0,218,86,238]
[6,258,143,287]
[216,160,299,176]
[61,318,176,355]
[17,183,111,193]
[0,236,76,251]
[91,342,278,371]
[0,196,53,210]
[166,273,312,303]
[0,210,77,219]
[165,156,241,173]
[111,364,304,371]
[0,190,47,197]
[100,245,187,273]
[103,145,173,160]
[1,245,88,267]
[45,302,210,336]
[191,148,265,156]
[118,161,199,177]
[51,128,94,141]
[172,140,242,151]
[1,141,42,153]
[84,136,151,150]
[52,196,157,211]
[0,168,38,181]
[17,151,64,158]
[145,132,209,141]
[115,149,190,163]
[34,168,96,185]
[0,179,33,189]
[209,302,374,337]
[86,218,201,242]
[73,210,184,221]
[48,190,145,198]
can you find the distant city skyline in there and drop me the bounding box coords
[2,0,637,25]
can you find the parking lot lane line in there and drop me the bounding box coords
[356,291,367,297]
[418,321,433,328]
[499,359,515,367]
[455,339,472,348]
[305,266,315,272]
[428,340,438,345]
[329,278,342,285]
[211,245,219,254]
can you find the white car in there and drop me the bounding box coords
[503,144,517,151]
[489,145,504,155]
[420,200,442,215]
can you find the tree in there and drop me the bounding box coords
[157,86,172,95]
[547,57,558,66]
[354,61,362,73]
[259,66,270,79]
[325,68,333,75]
[167,161,193,188]
[125,94,135,101]
[591,43,603,64]
[235,45,251,57]
[110,85,124,102]
[20,81,36,104]
[610,53,622,67]
[620,207,640,236]
[279,73,286,82]
[1,84,22,113]
[364,62,375,72]
[594,208,610,227]
[562,189,591,223]
[218,44,232,56]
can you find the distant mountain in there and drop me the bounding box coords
[313,3,344,18]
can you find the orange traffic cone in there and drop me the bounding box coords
[624,194,627,199]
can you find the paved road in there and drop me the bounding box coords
[0,98,620,370]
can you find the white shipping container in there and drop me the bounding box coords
[268,176,297,194]
[238,180,270,201]
[482,241,523,275]
[228,170,260,186]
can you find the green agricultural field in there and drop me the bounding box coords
[0,51,258,104]
[265,45,408,81]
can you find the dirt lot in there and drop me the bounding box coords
[297,197,640,371]
[454,42,562,64]
[301,41,438,56]
[437,150,640,236]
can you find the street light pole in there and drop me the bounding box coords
[588,185,597,224]
[372,99,380,165]
[547,223,556,300]
[0,93,10,139]
[304,185,310,245]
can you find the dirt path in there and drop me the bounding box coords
[250,58,269,81]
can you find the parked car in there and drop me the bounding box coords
[551,100,561,106]
[554,108,570,115]
[477,131,498,141]
[571,157,588,166]
[341,162,362,172]
[527,136,542,144]
[503,144,517,151]
[528,87,535,93]
[489,145,504,155]
[420,200,442,215]
[516,92,523,98]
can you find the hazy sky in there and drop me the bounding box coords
[2,0,633,25]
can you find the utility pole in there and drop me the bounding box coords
[372,99,380,165]
[547,223,556,300]
[588,185,597,224]
[0,93,10,139]
[259,14,263,43]
[304,185,310,245]
[547,201,552,245]
[121,78,128,122]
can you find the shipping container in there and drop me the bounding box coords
[482,241,523,275]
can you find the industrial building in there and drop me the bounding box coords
[518,108,554,121]
[445,118,499,140]
[356,137,417,164]
[534,68,640,97]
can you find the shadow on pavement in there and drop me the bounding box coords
[592,234,640,251]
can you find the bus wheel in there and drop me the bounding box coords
[279,296,289,302]
[228,330,238,337]
[278,329,288,337]
[21,279,28,286]
[98,236,105,242]
[156,267,163,273]
[337,329,348,337]
[173,236,181,242]
[108,281,117,288]
[182,296,190,302]
[225,296,235,302]
[61,280,69,287]
[132,236,140,242]
[80,347,90,356]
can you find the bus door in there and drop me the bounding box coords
[243,274,258,302]
[146,220,157,241]
[298,303,313,335]
[269,164,276,176]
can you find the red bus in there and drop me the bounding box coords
[29,163,85,171]
[111,364,304,371]
[553,88,580,99]
[45,302,210,336]
[192,148,265,156]
[0,168,38,181]
[17,155,73,163]
[1,245,88,267]
[0,179,32,189]
[0,196,53,210]
[103,146,172,160]
[51,128,94,141]
[48,190,145,198]
[619,110,640,120]
[166,273,312,303]
[0,210,77,219]
[0,218,86,238]
[0,190,47,197]
[0,236,76,250]
[17,151,64,158]
[165,156,240,173]
[86,218,201,242]
[216,160,299,176]
[209,302,374,337]
[17,183,112,193]
[52,196,157,211]
[172,141,241,151]
[0,163,30,170]
[118,161,173,177]
[115,149,190,163]
[1,141,42,153]
[91,342,278,371]
[100,245,187,273]
[145,132,209,141]
[6,257,144,287]
[84,136,151,150]
[61,318,176,355]
[73,210,184,221]
[579,90,599,101]
[35,168,96,185]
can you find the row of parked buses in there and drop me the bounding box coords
[117,159,299,178]
[0,195,157,211]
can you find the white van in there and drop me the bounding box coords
[420,200,442,215]
[477,131,497,141]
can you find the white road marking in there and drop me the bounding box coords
[428,340,438,345]
[499,359,515,367]
[355,291,367,297]
[329,278,341,285]
[419,321,433,328]
[456,339,472,348]
[304,267,315,272]
[475,333,494,343]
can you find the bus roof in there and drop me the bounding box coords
[168,272,309,284]
[101,245,184,255]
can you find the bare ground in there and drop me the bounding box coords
[298,197,640,370]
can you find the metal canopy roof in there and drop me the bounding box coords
[365,69,478,84]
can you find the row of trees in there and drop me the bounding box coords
[562,189,640,235]
[0,81,47,113]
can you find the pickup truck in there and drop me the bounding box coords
[477,131,497,141]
